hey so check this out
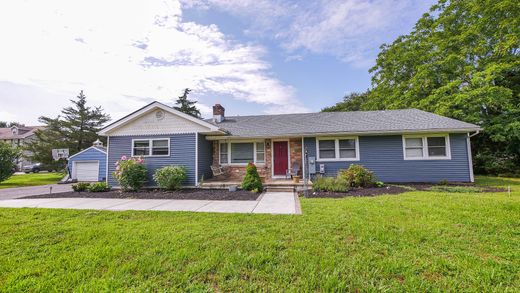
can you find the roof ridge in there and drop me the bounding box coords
[217,108,419,119]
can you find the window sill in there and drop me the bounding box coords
[316,158,360,162]
[403,156,451,160]
[132,155,170,158]
[221,163,266,166]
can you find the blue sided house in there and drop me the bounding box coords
[67,140,107,182]
[99,101,481,188]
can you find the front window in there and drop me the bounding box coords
[219,140,265,165]
[403,135,450,159]
[317,137,359,161]
[231,143,254,164]
[132,138,169,156]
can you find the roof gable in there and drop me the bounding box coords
[99,102,222,136]
[68,146,106,160]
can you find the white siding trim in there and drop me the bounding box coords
[466,134,474,182]
[99,101,221,135]
[106,136,110,184]
[195,133,199,186]
[68,146,106,160]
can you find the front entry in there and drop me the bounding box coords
[273,141,289,176]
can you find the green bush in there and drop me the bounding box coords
[87,182,111,192]
[338,164,376,188]
[72,182,90,192]
[112,156,147,191]
[0,142,20,183]
[241,163,263,192]
[153,165,187,190]
[312,176,349,192]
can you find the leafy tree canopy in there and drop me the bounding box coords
[174,88,201,118]
[0,121,25,128]
[25,91,110,169]
[324,0,520,175]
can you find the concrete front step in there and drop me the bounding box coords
[265,187,295,192]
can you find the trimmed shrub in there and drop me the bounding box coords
[72,182,90,192]
[112,156,147,191]
[241,162,263,192]
[87,182,111,192]
[153,165,188,190]
[312,176,349,192]
[338,164,376,188]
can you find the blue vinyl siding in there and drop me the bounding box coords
[107,133,197,187]
[304,134,471,182]
[197,134,213,182]
[68,147,107,182]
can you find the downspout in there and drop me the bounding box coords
[466,130,479,183]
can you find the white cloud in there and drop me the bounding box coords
[183,0,432,67]
[0,0,307,124]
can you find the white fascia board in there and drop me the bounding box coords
[99,101,223,136]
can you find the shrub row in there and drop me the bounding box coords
[313,164,381,192]
[72,182,111,192]
[112,156,188,192]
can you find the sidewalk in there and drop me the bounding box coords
[0,191,301,215]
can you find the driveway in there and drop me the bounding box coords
[0,190,301,215]
[0,184,73,200]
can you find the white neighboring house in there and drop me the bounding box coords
[0,125,44,171]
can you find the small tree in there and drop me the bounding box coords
[112,156,147,191]
[241,162,263,192]
[174,88,201,118]
[0,142,20,183]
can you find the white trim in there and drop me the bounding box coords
[195,132,199,186]
[466,133,474,182]
[72,160,100,182]
[301,137,305,181]
[315,136,360,162]
[131,138,170,157]
[402,134,451,160]
[105,136,110,184]
[204,128,482,140]
[99,101,222,135]
[217,139,265,166]
[271,139,290,178]
[68,146,106,160]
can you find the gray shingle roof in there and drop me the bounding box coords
[206,109,479,137]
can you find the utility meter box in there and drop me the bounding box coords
[319,164,325,174]
[308,156,316,174]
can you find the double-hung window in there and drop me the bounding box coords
[403,135,450,160]
[132,138,170,157]
[219,141,265,165]
[316,137,359,161]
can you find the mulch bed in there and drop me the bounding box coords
[302,185,409,198]
[405,183,505,193]
[23,188,260,201]
[301,183,506,198]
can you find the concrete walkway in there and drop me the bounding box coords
[0,184,73,200]
[0,191,301,215]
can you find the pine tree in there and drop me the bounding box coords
[25,91,110,169]
[174,88,201,118]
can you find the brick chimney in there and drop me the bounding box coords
[213,104,225,123]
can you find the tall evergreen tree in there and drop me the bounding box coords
[174,88,201,118]
[25,91,110,169]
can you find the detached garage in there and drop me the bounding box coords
[68,140,107,182]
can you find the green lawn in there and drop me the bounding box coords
[0,172,65,189]
[0,176,518,291]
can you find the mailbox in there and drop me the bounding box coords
[308,156,316,174]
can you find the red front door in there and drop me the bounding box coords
[273,141,288,176]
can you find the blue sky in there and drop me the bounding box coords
[0,0,434,125]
